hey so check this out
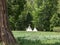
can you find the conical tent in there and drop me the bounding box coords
[0,0,17,45]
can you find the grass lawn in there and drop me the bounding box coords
[12,31,60,45]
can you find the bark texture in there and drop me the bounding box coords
[0,0,17,45]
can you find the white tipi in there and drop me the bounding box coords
[33,27,38,32]
[26,25,32,31]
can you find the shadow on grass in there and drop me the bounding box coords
[16,37,60,45]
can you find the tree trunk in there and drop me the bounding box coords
[0,0,18,45]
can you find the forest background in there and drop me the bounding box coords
[7,0,60,31]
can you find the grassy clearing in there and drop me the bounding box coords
[12,31,60,45]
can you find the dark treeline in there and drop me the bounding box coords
[7,0,60,31]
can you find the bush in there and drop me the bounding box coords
[53,27,60,32]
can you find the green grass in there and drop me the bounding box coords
[12,31,60,45]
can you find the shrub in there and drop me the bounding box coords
[53,27,60,32]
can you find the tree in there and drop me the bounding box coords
[8,0,27,30]
[23,0,58,31]
[0,0,17,45]
[7,0,58,31]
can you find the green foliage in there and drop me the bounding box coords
[7,0,59,31]
[7,0,27,30]
[53,27,60,32]
[50,13,59,31]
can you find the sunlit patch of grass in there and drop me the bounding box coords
[12,31,60,45]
